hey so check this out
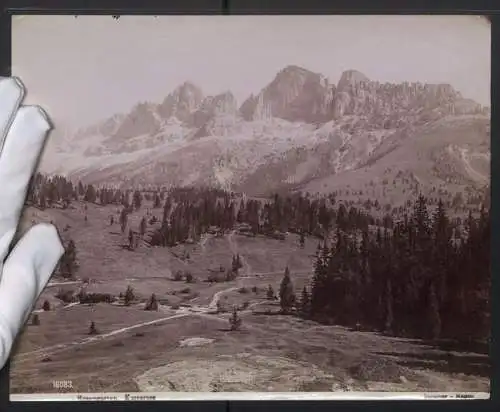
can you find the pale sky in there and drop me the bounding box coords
[12,15,490,131]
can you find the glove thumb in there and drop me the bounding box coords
[0,223,64,369]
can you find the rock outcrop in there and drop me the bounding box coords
[240,66,485,125]
[157,81,204,122]
[110,102,161,141]
[239,65,334,123]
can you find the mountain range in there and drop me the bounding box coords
[41,65,490,203]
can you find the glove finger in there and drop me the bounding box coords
[0,223,63,369]
[0,77,24,153]
[0,105,51,266]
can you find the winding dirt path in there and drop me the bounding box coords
[20,230,307,364]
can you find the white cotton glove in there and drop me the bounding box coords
[0,77,64,370]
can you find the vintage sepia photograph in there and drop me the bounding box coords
[9,15,490,399]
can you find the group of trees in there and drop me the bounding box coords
[27,173,487,255]
[294,195,490,342]
[28,173,489,343]
[146,188,378,248]
[264,194,489,344]
[27,172,166,211]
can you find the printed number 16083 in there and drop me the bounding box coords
[52,380,73,390]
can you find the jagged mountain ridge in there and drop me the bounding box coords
[40,65,490,200]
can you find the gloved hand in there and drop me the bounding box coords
[0,77,64,370]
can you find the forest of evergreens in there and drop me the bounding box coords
[26,173,490,343]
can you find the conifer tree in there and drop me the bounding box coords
[266,284,275,300]
[299,286,310,316]
[229,307,242,331]
[59,239,77,279]
[84,184,97,203]
[119,209,128,233]
[139,217,147,237]
[133,190,143,210]
[88,321,98,335]
[144,293,159,311]
[428,283,441,340]
[128,229,135,250]
[153,193,161,208]
[124,285,135,306]
[279,267,295,313]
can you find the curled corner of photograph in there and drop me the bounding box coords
[6,14,492,402]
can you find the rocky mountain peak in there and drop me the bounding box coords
[337,70,370,92]
[240,65,332,123]
[206,91,238,116]
[157,81,204,122]
[188,91,239,132]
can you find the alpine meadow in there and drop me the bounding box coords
[9,15,490,397]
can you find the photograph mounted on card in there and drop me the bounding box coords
[9,14,491,401]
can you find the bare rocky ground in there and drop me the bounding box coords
[9,201,490,394]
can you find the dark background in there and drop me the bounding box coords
[0,1,498,411]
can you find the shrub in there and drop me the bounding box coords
[185,272,194,283]
[266,285,275,300]
[88,321,98,335]
[144,293,159,311]
[173,270,183,281]
[124,285,135,305]
[79,291,114,304]
[42,300,51,311]
[225,270,237,282]
[55,288,75,303]
[216,300,225,313]
[207,272,223,283]
[229,307,242,331]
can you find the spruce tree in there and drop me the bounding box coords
[124,286,135,306]
[84,184,97,203]
[39,192,46,209]
[139,217,147,237]
[145,293,158,311]
[59,240,77,279]
[119,209,128,233]
[229,307,242,331]
[279,267,295,313]
[428,283,441,340]
[266,284,275,300]
[299,286,310,316]
[153,194,161,208]
[133,190,143,210]
[384,280,394,334]
[88,321,98,335]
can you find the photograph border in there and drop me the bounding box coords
[0,1,498,412]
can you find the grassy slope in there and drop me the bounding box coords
[10,200,490,394]
[303,115,490,205]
